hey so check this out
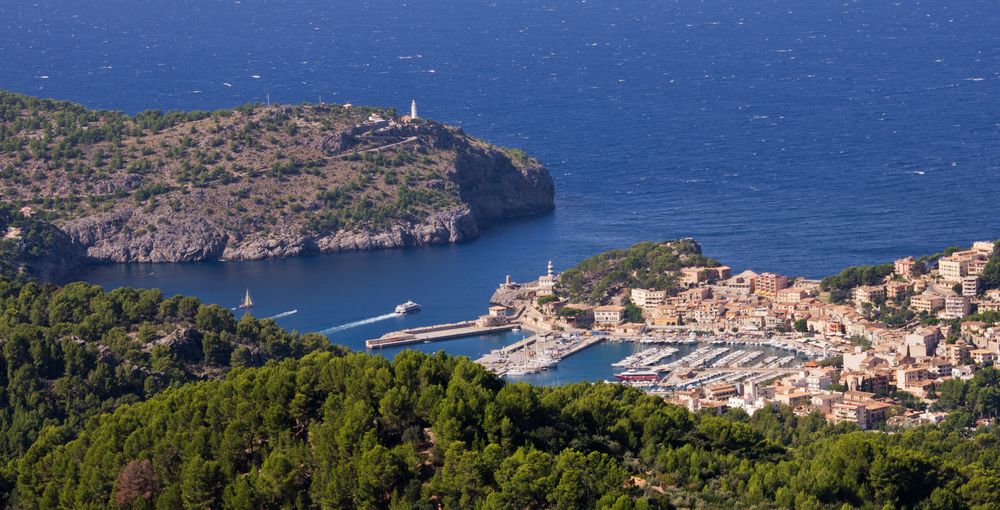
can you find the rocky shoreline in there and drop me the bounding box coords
[36,201,549,278]
[64,205,491,263]
[59,134,554,264]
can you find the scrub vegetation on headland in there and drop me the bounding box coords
[3,239,1000,508]
[0,90,554,274]
[557,239,720,304]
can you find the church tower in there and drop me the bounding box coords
[410,100,418,119]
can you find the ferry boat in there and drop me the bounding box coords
[394,301,421,314]
[614,369,661,382]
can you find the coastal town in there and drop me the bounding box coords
[369,239,1000,431]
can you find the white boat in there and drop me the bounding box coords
[237,289,254,310]
[395,301,421,314]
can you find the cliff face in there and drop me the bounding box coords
[0,91,554,264]
[0,208,86,281]
[452,142,556,227]
[62,205,483,262]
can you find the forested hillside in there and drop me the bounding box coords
[557,239,719,304]
[12,347,1000,510]
[4,273,1000,508]
[0,277,333,503]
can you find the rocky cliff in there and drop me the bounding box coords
[0,206,86,281]
[62,202,484,262]
[0,91,554,264]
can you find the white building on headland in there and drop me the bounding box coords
[630,288,667,308]
[537,261,557,294]
[410,100,418,119]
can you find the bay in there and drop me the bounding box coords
[3,0,1000,379]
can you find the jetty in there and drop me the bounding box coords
[476,333,605,376]
[365,321,518,349]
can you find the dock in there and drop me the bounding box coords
[496,334,540,354]
[366,321,519,349]
[476,334,605,376]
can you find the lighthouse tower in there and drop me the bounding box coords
[538,260,556,291]
[410,100,418,119]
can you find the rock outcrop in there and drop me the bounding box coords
[65,210,230,263]
[489,281,539,307]
[0,207,87,281]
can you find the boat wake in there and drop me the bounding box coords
[264,309,298,320]
[320,313,400,334]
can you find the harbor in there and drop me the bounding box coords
[358,258,843,391]
[365,311,823,384]
[599,338,821,390]
[366,310,610,376]
[475,333,605,376]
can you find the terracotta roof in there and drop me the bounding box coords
[594,305,625,312]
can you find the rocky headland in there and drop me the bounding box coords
[0,91,554,270]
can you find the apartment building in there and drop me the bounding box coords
[910,292,945,313]
[971,349,998,366]
[594,305,626,325]
[755,272,789,297]
[832,399,891,430]
[679,267,708,287]
[942,295,971,319]
[630,288,667,308]
[853,285,886,306]
[884,282,910,302]
[962,276,979,298]
[776,288,807,304]
[894,256,919,278]
[973,241,997,257]
[726,271,757,296]
[938,257,969,282]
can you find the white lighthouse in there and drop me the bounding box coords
[538,260,556,290]
[410,100,418,119]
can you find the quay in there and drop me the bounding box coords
[365,321,519,349]
[476,333,605,376]
[495,334,540,354]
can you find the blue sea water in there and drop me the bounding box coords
[3,0,1000,381]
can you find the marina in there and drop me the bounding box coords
[366,308,827,386]
[611,346,679,369]
[476,333,606,376]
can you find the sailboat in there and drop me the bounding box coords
[237,288,254,310]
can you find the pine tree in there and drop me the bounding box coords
[180,455,221,510]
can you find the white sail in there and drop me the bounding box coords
[240,289,254,308]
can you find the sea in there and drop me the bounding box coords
[2,0,999,383]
